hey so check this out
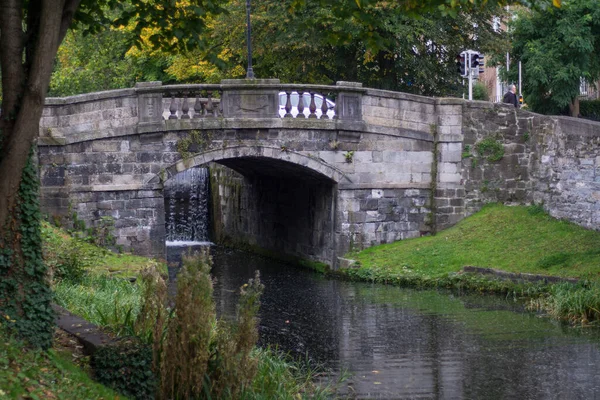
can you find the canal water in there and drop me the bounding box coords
[167,245,600,399]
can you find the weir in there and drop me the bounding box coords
[164,167,210,245]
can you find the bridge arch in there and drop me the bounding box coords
[146,145,351,186]
[153,145,348,267]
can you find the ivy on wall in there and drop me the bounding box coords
[0,150,54,349]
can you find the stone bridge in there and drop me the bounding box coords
[37,79,600,268]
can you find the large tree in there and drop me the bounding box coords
[192,0,509,96]
[0,0,224,347]
[0,0,559,347]
[507,0,600,116]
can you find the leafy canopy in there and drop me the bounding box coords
[507,0,599,114]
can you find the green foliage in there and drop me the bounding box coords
[42,221,167,278]
[343,151,355,163]
[244,347,334,400]
[49,28,149,97]
[92,216,116,248]
[0,326,122,399]
[91,338,156,400]
[46,240,87,283]
[195,0,509,97]
[462,144,472,158]
[505,1,600,115]
[73,0,227,54]
[530,281,600,325]
[54,274,143,338]
[526,203,546,216]
[57,257,331,399]
[472,82,490,101]
[0,151,54,349]
[475,137,505,162]
[47,0,522,97]
[579,99,600,121]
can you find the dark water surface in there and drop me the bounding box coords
[168,245,600,399]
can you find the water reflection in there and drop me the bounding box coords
[168,246,600,399]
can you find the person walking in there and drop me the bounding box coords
[503,84,519,108]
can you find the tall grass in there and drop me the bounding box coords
[53,273,143,337]
[530,282,600,325]
[243,347,333,400]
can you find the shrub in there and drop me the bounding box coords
[579,99,600,121]
[91,338,156,400]
[133,249,265,400]
[473,82,489,101]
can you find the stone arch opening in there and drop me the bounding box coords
[154,146,349,267]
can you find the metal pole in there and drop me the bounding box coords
[468,51,473,100]
[506,5,510,74]
[518,61,522,98]
[245,0,255,79]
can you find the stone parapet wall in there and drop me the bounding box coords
[533,116,600,229]
[362,89,436,134]
[460,102,553,216]
[40,89,138,142]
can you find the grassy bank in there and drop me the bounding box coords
[42,221,167,278]
[342,204,600,324]
[0,326,121,399]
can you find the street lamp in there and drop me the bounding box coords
[245,0,254,79]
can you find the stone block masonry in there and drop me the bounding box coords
[37,80,600,267]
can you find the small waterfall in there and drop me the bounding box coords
[165,167,211,245]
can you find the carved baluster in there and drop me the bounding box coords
[321,93,329,119]
[308,92,317,118]
[333,93,339,120]
[217,90,223,117]
[194,94,203,118]
[284,91,293,118]
[181,92,190,119]
[206,91,214,118]
[296,90,305,118]
[168,95,178,119]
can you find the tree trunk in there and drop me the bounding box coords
[569,96,580,118]
[0,0,80,348]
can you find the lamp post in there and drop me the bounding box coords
[245,0,255,79]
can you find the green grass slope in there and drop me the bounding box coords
[42,221,167,277]
[351,204,600,280]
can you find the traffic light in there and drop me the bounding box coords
[478,54,485,74]
[519,95,523,105]
[456,52,467,77]
[470,52,481,71]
